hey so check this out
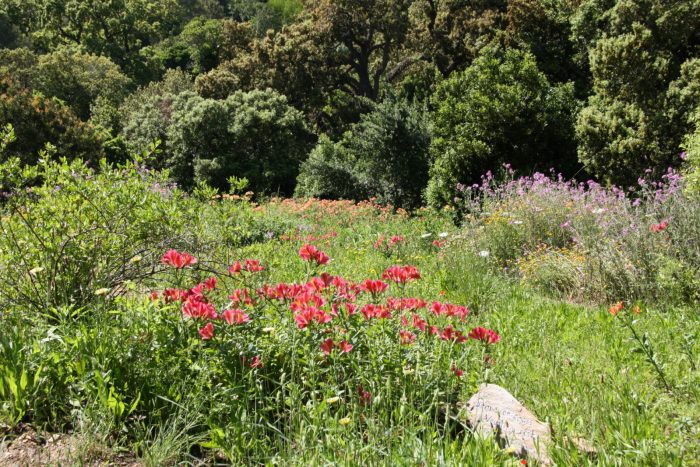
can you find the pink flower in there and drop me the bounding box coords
[358,385,371,405]
[320,338,335,355]
[337,340,353,353]
[198,322,214,340]
[650,220,669,233]
[162,250,197,269]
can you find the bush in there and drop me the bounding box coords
[0,157,266,316]
[296,97,431,209]
[166,89,314,194]
[426,47,579,209]
[0,80,104,165]
[457,168,700,305]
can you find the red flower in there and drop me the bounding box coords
[229,288,254,306]
[149,291,159,301]
[389,235,404,246]
[299,244,331,265]
[468,327,501,344]
[244,259,264,273]
[222,309,250,325]
[320,338,335,355]
[198,322,214,340]
[650,220,669,233]
[451,364,464,378]
[229,261,242,274]
[182,299,217,320]
[249,355,263,368]
[162,249,197,269]
[204,276,217,291]
[360,279,388,295]
[337,340,353,353]
[382,265,421,284]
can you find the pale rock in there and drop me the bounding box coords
[466,384,552,465]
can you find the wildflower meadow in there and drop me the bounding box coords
[0,159,698,465]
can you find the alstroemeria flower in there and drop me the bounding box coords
[320,338,335,355]
[198,322,214,340]
[468,327,501,344]
[162,249,197,269]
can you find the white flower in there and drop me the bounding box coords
[438,232,449,238]
[325,396,340,404]
[511,220,523,225]
[592,208,605,214]
[29,266,45,275]
[478,250,490,258]
[420,233,432,239]
[94,288,111,296]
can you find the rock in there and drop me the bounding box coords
[466,384,552,465]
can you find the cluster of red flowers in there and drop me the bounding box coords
[382,265,421,283]
[156,248,501,375]
[299,244,330,265]
[229,259,264,274]
[650,220,669,233]
[161,249,197,269]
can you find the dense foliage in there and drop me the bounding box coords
[1,0,698,203]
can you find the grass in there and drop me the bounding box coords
[1,168,699,465]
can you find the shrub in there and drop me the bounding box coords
[166,89,314,194]
[296,97,431,209]
[427,47,579,209]
[457,168,700,305]
[0,80,104,165]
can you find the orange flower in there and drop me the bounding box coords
[608,301,624,316]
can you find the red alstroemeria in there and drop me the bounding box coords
[249,355,263,368]
[299,244,331,266]
[229,261,242,274]
[222,308,250,325]
[244,259,264,273]
[204,276,217,291]
[337,340,353,353]
[451,364,464,378]
[198,322,214,340]
[389,235,404,246]
[650,220,669,233]
[468,327,501,344]
[182,299,217,320]
[162,249,197,269]
[149,291,159,301]
[229,288,254,306]
[320,338,335,355]
[360,279,388,295]
[163,288,186,303]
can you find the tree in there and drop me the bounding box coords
[427,47,579,208]
[167,89,314,194]
[0,46,132,120]
[296,96,431,209]
[0,79,104,165]
[407,0,508,77]
[576,0,700,186]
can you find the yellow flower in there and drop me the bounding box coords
[339,417,351,426]
[325,397,340,404]
[94,288,111,296]
[29,266,45,275]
